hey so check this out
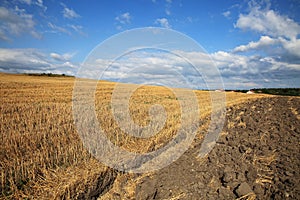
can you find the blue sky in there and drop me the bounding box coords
[0,0,299,89]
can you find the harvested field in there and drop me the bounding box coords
[1,73,298,199]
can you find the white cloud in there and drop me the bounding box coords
[233,35,300,61]
[19,0,32,4]
[36,0,43,7]
[0,48,77,75]
[0,29,9,41]
[115,12,131,30]
[165,0,172,15]
[233,35,279,52]
[68,24,86,36]
[48,22,70,35]
[79,50,211,88]
[165,8,171,15]
[80,49,300,89]
[155,18,171,29]
[35,0,47,11]
[48,23,85,36]
[114,25,122,31]
[233,2,300,65]
[115,12,131,24]
[62,7,80,19]
[212,50,300,83]
[0,48,50,71]
[228,0,300,88]
[50,52,75,62]
[222,11,231,18]
[0,6,41,40]
[235,5,300,40]
[279,38,300,58]
[18,0,47,11]
[91,48,297,88]
[1,47,299,89]
[61,61,76,69]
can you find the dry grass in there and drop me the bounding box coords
[0,72,266,199]
[235,192,256,200]
[253,153,277,187]
[288,97,300,120]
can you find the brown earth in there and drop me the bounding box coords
[101,96,300,199]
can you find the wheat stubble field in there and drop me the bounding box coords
[0,72,299,199]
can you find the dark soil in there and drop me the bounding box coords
[77,168,117,200]
[134,97,300,199]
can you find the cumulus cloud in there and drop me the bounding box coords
[0,48,77,75]
[234,36,300,62]
[235,5,300,40]
[1,46,299,89]
[0,48,50,72]
[233,2,300,67]
[78,50,211,88]
[212,51,300,88]
[155,18,171,28]
[0,6,41,41]
[228,1,300,88]
[279,37,300,59]
[233,35,279,52]
[79,48,299,89]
